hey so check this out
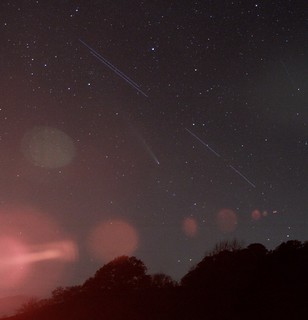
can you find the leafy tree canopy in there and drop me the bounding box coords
[83,256,149,291]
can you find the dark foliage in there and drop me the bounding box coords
[3,241,308,320]
[83,256,150,292]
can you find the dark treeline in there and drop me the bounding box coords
[3,240,308,320]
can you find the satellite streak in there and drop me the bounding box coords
[185,128,256,188]
[79,39,139,87]
[89,51,148,97]
[185,128,221,157]
[89,51,140,89]
[79,39,148,97]
[229,165,256,188]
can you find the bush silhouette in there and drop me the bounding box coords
[83,256,150,293]
[6,240,308,320]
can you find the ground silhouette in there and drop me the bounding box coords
[2,240,308,320]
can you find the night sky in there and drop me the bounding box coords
[0,0,307,298]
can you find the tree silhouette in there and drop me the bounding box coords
[149,273,177,289]
[246,243,267,256]
[6,241,308,320]
[208,238,243,256]
[16,297,40,314]
[51,286,83,304]
[83,256,150,292]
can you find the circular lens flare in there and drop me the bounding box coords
[216,209,238,233]
[182,217,198,237]
[88,219,139,262]
[251,209,261,221]
[21,126,75,168]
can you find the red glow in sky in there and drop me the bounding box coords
[0,237,29,289]
[216,209,238,233]
[182,217,198,237]
[0,206,77,297]
[88,219,139,262]
[251,209,261,221]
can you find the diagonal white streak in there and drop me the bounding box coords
[79,39,140,87]
[229,165,256,188]
[185,128,221,157]
[79,39,148,97]
[185,128,256,188]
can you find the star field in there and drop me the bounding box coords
[0,0,307,297]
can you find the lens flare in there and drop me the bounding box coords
[0,237,29,289]
[21,126,75,168]
[0,206,77,296]
[251,209,261,221]
[88,219,139,262]
[182,217,198,237]
[18,241,78,264]
[216,209,238,233]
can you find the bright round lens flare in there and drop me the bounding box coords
[182,217,198,237]
[216,209,238,233]
[251,209,261,221]
[88,219,139,262]
[21,126,75,168]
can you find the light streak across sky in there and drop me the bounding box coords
[79,39,148,97]
[185,128,221,157]
[229,165,256,188]
[186,128,256,188]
